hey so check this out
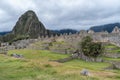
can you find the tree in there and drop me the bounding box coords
[80,36,104,58]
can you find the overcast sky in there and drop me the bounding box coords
[0,0,120,32]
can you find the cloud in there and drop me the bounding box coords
[0,0,120,31]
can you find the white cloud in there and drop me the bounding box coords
[0,0,120,31]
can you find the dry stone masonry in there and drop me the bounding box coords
[0,26,120,55]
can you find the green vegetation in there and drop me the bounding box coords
[104,57,120,61]
[0,33,15,42]
[0,49,119,80]
[12,35,29,41]
[8,49,69,60]
[105,44,117,48]
[80,36,104,57]
[31,40,75,53]
[8,35,30,45]
[103,43,120,62]
[0,34,29,43]
[105,43,120,53]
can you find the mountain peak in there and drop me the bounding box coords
[26,10,35,13]
[24,10,36,17]
[12,10,53,38]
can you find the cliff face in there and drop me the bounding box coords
[12,10,52,38]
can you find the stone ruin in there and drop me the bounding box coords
[88,29,95,34]
[0,26,120,55]
[0,26,120,69]
[0,39,37,54]
[112,26,120,33]
[0,47,7,55]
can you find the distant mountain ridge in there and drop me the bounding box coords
[90,23,120,33]
[52,29,78,34]
[0,29,78,36]
[0,31,11,36]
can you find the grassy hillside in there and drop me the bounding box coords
[0,49,120,80]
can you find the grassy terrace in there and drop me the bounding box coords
[105,44,120,53]
[104,57,120,61]
[103,43,120,62]
[0,49,120,80]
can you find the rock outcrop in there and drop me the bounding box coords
[0,10,55,42]
[12,10,53,38]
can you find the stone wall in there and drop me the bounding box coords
[1,26,120,54]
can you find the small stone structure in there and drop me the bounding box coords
[0,47,7,55]
[112,26,120,33]
[88,30,94,34]
[1,42,9,47]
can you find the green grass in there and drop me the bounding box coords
[105,44,118,48]
[63,59,110,70]
[0,49,119,80]
[8,49,70,60]
[106,49,120,53]
[103,57,120,61]
[105,44,120,53]
[105,44,119,49]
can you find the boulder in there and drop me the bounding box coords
[11,53,23,58]
[80,69,90,76]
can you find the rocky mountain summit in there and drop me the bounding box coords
[0,10,55,42]
[12,10,53,38]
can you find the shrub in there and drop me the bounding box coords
[80,36,104,58]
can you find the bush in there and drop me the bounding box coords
[80,36,104,58]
